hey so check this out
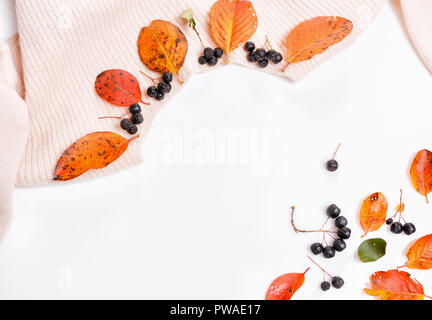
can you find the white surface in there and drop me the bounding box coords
[1,1,432,300]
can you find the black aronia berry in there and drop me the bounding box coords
[326,143,341,172]
[244,37,283,69]
[387,190,417,236]
[308,256,345,292]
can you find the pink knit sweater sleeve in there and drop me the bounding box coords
[0,36,28,239]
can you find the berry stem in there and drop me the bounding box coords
[307,256,333,279]
[139,71,159,85]
[290,206,336,234]
[332,143,341,160]
[99,111,129,120]
[263,36,273,50]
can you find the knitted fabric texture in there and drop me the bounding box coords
[11,0,384,187]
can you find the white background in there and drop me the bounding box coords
[1,0,432,300]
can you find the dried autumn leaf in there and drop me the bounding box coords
[403,234,432,270]
[54,132,138,181]
[410,149,432,203]
[209,0,258,58]
[282,16,353,72]
[364,270,427,300]
[95,69,147,107]
[138,20,188,77]
[359,192,388,238]
[265,268,309,300]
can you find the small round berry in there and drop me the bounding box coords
[207,56,218,66]
[158,82,171,94]
[258,59,269,68]
[245,41,255,52]
[326,159,339,172]
[204,47,214,59]
[386,218,393,225]
[155,91,165,101]
[120,119,133,131]
[332,277,344,289]
[198,56,207,65]
[326,204,341,219]
[162,72,173,84]
[403,223,416,235]
[247,53,257,63]
[253,48,266,60]
[323,246,336,259]
[390,222,403,234]
[335,216,348,228]
[214,47,223,58]
[147,86,158,98]
[266,49,277,61]
[129,103,141,114]
[333,239,346,252]
[337,227,351,240]
[131,113,144,125]
[321,281,331,291]
[128,125,138,135]
[272,53,283,64]
[311,243,324,255]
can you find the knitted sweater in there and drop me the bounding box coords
[2,0,431,239]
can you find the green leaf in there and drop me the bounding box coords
[358,238,387,263]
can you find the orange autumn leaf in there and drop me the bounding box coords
[410,149,432,203]
[359,192,388,238]
[364,270,427,300]
[54,132,138,181]
[404,234,432,270]
[282,16,353,72]
[265,268,309,300]
[95,69,147,107]
[138,20,188,76]
[209,0,258,57]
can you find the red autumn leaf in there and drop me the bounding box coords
[403,234,432,270]
[54,132,138,181]
[282,16,353,72]
[209,0,258,57]
[364,269,428,300]
[265,268,309,300]
[410,149,432,203]
[95,69,148,107]
[359,192,388,238]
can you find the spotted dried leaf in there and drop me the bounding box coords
[209,0,258,57]
[138,20,188,77]
[359,192,388,238]
[283,16,353,72]
[95,69,147,107]
[265,268,309,300]
[410,149,432,203]
[54,132,138,181]
[364,270,426,300]
[403,234,432,270]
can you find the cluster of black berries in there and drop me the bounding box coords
[120,104,144,135]
[321,276,345,291]
[244,41,283,68]
[311,205,351,259]
[386,218,416,235]
[147,72,173,101]
[198,47,223,66]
